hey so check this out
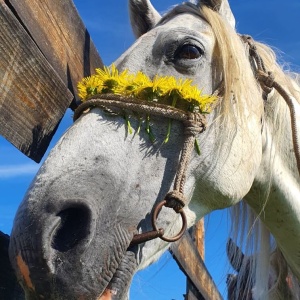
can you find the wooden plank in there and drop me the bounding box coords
[0,0,73,162]
[0,232,24,299]
[186,219,205,299]
[195,218,205,259]
[171,232,223,300]
[7,0,103,106]
[189,219,205,259]
[186,278,205,300]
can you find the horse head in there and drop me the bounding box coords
[9,0,300,299]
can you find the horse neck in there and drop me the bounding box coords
[244,75,300,281]
[255,87,299,196]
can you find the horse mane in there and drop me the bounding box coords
[162,3,300,299]
[199,5,300,300]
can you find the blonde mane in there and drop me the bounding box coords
[200,4,300,300]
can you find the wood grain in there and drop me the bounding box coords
[0,0,73,162]
[8,0,104,105]
[171,232,223,300]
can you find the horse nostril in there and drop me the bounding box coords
[51,205,91,252]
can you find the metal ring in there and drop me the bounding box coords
[152,200,187,242]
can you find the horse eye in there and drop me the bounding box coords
[175,44,203,60]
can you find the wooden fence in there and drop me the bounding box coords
[0,0,102,162]
[0,1,222,299]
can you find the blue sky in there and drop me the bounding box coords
[0,1,299,299]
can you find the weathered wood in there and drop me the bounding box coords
[0,232,24,299]
[186,219,205,299]
[0,0,73,162]
[189,219,205,259]
[171,232,223,300]
[186,279,205,300]
[0,0,104,161]
[195,218,205,259]
[7,0,103,105]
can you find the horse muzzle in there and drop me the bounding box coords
[9,197,138,300]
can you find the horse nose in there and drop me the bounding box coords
[51,204,92,253]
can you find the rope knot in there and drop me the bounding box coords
[183,113,206,136]
[256,70,275,99]
[241,35,257,52]
[164,191,186,213]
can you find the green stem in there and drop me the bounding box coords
[194,139,201,155]
[163,95,178,143]
[164,120,172,144]
[146,115,155,143]
[136,115,142,135]
[171,95,178,107]
[125,115,133,135]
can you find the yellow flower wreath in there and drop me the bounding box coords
[77,65,217,113]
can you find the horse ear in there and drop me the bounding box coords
[129,0,162,38]
[194,0,236,28]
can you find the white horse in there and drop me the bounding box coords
[9,1,300,299]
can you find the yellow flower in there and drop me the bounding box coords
[152,75,169,94]
[158,76,217,112]
[123,71,154,99]
[159,77,192,96]
[77,75,103,101]
[95,64,129,94]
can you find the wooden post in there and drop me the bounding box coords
[171,224,223,300]
[193,218,205,259]
[186,219,205,300]
[0,0,73,162]
[0,0,103,161]
[7,0,103,102]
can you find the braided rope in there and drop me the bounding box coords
[242,35,300,177]
[74,94,191,123]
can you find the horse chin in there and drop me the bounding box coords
[98,249,137,300]
[20,248,137,300]
[47,237,138,300]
